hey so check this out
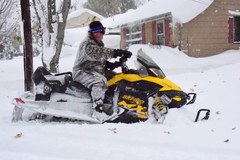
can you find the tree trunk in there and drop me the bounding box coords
[49,0,71,73]
[20,0,33,92]
[47,0,55,46]
[32,0,47,68]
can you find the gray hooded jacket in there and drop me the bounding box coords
[72,33,115,78]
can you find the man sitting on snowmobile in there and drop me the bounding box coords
[72,21,132,113]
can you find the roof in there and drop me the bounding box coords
[66,9,105,29]
[68,8,105,20]
[102,0,214,28]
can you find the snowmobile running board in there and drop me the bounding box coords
[12,97,102,124]
[186,93,197,105]
[194,109,210,122]
[12,97,124,124]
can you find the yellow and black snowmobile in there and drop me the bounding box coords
[104,49,196,123]
[12,49,196,123]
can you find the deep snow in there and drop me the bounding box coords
[0,43,240,160]
[1,0,240,158]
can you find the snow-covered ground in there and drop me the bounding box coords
[1,0,240,159]
[0,42,240,159]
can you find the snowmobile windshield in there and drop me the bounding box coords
[135,49,166,78]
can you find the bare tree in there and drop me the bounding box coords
[31,0,71,73]
[32,0,47,67]
[0,0,19,51]
[84,0,118,17]
[49,0,71,73]
[0,0,13,31]
[118,0,138,13]
[84,0,138,17]
[0,0,17,35]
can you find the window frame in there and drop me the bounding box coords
[125,25,142,47]
[156,21,165,45]
[233,16,240,43]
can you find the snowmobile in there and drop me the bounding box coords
[12,49,196,123]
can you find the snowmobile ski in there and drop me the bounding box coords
[12,97,103,123]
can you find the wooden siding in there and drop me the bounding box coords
[144,22,153,44]
[152,21,157,44]
[120,28,126,49]
[142,23,146,44]
[165,18,170,46]
[180,0,240,57]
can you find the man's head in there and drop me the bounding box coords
[89,21,106,41]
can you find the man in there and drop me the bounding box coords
[72,21,132,113]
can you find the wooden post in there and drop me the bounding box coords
[20,0,33,92]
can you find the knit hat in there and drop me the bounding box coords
[88,21,106,33]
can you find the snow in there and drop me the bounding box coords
[101,0,214,28]
[1,41,240,159]
[64,27,120,48]
[1,1,240,159]
[68,8,105,20]
[228,10,240,16]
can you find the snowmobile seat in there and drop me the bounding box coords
[32,66,73,93]
[32,66,51,85]
[68,81,90,92]
[32,67,73,101]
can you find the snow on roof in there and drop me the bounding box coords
[228,10,240,16]
[102,0,213,28]
[68,8,105,20]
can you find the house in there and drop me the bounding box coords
[119,0,240,57]
[66,9,105,29]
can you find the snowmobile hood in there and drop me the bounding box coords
[108,49,183,92]
[107,73,183,92]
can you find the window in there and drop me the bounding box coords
[156,21,165,45]
[125,25,142,47]
[234,16,240,42]
[229,16,240,43]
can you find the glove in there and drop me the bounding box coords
[113,49,132,58]
[122,50,132,58]
[105,61,121,70]
[113,49,122,58]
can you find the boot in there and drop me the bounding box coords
[93,98,104,113]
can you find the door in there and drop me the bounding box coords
[156,21,165,45]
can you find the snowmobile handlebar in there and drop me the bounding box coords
[54,72,72,78]
[119,57,129,73]
[105,57,129,72]
[105,49,132,73]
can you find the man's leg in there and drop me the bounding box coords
[73,71,107,111]
[91,84,107,110]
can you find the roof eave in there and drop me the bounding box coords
[120,12,172,28]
